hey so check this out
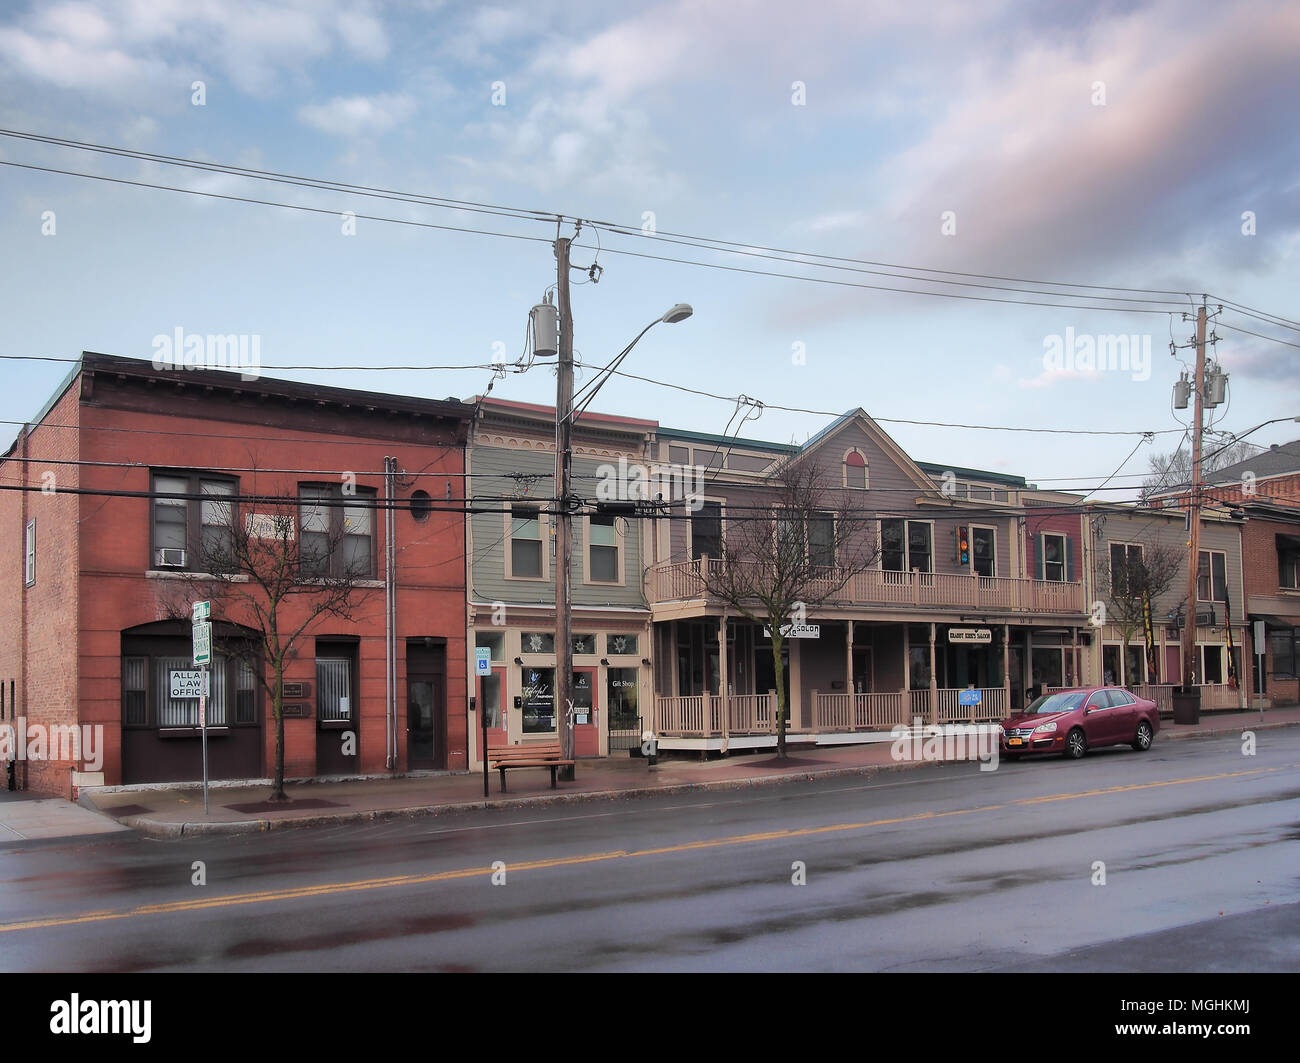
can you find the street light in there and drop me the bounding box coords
[570,303,693,421]
[550,244,692,777]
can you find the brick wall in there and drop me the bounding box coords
[0,384,83,795]
[1242,515,1300,706]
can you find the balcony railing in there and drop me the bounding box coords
[650,558,1084,615]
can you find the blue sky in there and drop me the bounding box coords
[2,0,1298,495]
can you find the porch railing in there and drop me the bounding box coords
[1047,683,1244,714]
[813,692,908,731]
[654,687,1013,738]
[649,558,1085,615]
[935,687,1007,723]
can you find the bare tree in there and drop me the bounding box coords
[1141,440,1258,501]
[161,486,372,801]
[695,456,879,758]
[1097,539,1183,684]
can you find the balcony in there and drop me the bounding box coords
[649,558,1085,616]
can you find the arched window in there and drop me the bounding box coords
[844,449,868,489]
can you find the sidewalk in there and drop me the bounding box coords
[32,705,1300,839]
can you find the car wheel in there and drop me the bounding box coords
[1132,721,1153,751]
[1065,728,1087,759]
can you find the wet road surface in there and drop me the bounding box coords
[2,728,1297,971]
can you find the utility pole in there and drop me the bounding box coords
[554,235,576,777]
[1178,296,1208,716]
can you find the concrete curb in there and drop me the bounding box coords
[112,717,1300,839]
[121,758,934,837]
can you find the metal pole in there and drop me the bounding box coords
[555,236,575,779]
[482,686,490,799]
[1180,300,1208,697]
[201,664,209,816]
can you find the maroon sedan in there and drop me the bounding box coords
[1000,687,1159,760]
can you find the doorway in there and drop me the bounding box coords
[573,668,599,757]
[407,642,446,770]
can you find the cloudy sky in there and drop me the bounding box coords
[2,0,1298,495]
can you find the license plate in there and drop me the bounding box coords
[1008,738,1023,746]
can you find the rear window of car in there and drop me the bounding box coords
[1028,692,1086,713]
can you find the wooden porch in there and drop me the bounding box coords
[653,686,1012,749]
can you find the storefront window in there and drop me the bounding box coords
[521,632,555,654]
[606,633,639,656]
[521,666,556,733]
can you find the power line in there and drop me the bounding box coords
[581,365,1185,436]
[0,159,553,248]
[0,127,1203,305]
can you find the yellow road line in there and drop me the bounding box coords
[1,762,1292,935]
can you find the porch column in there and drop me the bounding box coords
[1071,626,1079,687]
[718,614,729,742]
[1025,628,1034,702]
[1002,624,1011,718]
[929,622,939,726]
[846,621,854,694]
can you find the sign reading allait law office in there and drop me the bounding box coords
[948,628,992,644]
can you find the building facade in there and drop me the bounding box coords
[645,410,1090,749]
[1081,503,1247,711]
[1240,500,1300,707]
[465,399,657,766]
[1,353,471,794]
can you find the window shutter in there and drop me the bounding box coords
[1035,533,1045,581]
[1066,537,1075,582]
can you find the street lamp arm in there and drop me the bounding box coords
[570,304,691,423]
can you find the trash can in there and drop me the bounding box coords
[1172,686,1201,724]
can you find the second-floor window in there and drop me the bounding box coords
[1197,549,1227,602]
[881,519,932,574]
[1041,533,1067,582]
[809,512,835,567]
[1110,542,1143,596]
[509,505,544,579]
[152,473,236,571]
[587,513,620,582]
[971,526,996,577]
[299,484,376,578]
[24,519,35,586]
[1279,535,1300,590]
[691,502,723,560]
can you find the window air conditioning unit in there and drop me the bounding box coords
[156,548,187,568]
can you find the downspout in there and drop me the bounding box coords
[384,455,395,769]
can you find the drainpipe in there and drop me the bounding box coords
[384,456,395,769]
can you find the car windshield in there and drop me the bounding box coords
[1027,692,1086,714]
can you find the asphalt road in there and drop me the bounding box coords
[2,728,1298,972]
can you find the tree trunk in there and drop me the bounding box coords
[772,633,787,759]
[270,661,287,802]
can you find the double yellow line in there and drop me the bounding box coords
[1,762,1289,934]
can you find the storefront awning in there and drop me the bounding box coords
[1250,614,1296,631]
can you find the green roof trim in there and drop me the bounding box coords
[915,461,1028,488]
[658,427,798,453]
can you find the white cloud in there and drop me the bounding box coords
[298,93,415,137]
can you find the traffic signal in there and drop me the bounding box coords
[957,526,970,565]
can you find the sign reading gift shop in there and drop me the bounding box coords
[947,628,992,644]
[763,624,821,639]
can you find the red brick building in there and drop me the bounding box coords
[1241,500,1300,707]
[1,353,472,794]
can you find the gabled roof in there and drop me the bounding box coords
[795,408,937,493]
[1205,439,1300,484]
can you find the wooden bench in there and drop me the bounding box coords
[487,742,575,792]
